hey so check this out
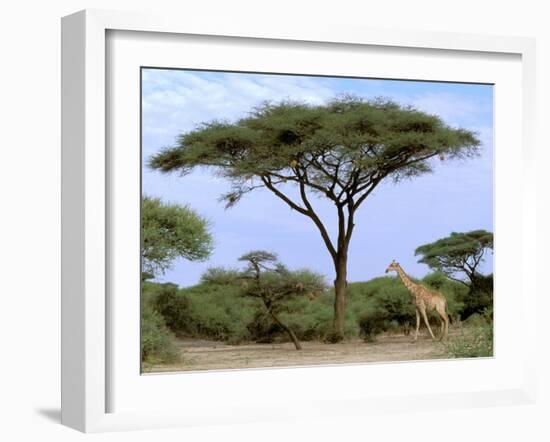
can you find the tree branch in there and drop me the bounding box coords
[260,176,310,216]
[384,152,439,173]
[352,176,383,211]
[261,175,337,262]
[270,170,333,197]
[297,179,338,262]
[308,154,344,195]
[345,198,356,245]
[444,274,470,286]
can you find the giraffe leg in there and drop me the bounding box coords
[412,310,420,343]
[420,308,436,340]
[436,305,450,341]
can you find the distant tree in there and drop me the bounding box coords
[149,96,480,340]
[415,230,493,287]
[141,196,214,276]
[238,250,325,350]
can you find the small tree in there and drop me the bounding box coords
[149,96,480,339]
[141,196,214,276]
[415,230,493,286]
[238,251,325,350]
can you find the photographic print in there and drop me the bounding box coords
[140,69,493,373]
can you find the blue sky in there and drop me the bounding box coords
[142,69,493,287]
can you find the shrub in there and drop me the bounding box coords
[247,310,282,343]
[324,330,345,344]
[358,312,388,342]
[372,287,415,331]
[140,299,180,364]
[460,274,493,320]
[141,270,478,348]
[443,324,493,358]
[182,283,259,344]
[443,310,493,358]
[281,294,334,341]
[200,267,242,286]
[196,260,328,348]
[143,278,261,344]
[463,312,486,327]
[147,282,194,336]
[349,277,415,338]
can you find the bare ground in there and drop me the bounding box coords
[143,330,459,373]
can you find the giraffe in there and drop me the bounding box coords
[385,259,449,341]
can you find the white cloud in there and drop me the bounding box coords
[141,70,335,155]
[408,91,492,129]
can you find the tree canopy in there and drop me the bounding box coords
[141,196,214,276]
[150,96,479,212]
[149,96,481,338]
[414,230,493,285]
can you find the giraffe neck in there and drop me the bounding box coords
[396,265,418,295]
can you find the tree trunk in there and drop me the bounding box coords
[332,253,348,341]
[268,310,302,350]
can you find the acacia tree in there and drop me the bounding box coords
[141,196,213,276]
[149,96,480,339]
[238,250,325,350]
[415,230,493,286]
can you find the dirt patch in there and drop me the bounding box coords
[143,330,459,373]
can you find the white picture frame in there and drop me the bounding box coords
[61,9,538,433]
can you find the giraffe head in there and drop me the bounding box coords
[385,259,399,274]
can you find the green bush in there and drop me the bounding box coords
[280,293,334,341]
[141,271,477,347]
[193,264,328,345]
[182,283,260,344]
[143,278,260,344]
[140,299,180,364]
[358,311,388,342]
[460,274,493,320]
[443,310,493,358]
[246,310,282,343]
[348,277,414,338]
[463,312,486,327]
[443,324,493,358]
[200,267,242,286]
[146,282,194,336]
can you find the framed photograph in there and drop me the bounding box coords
[61,9,538,433]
